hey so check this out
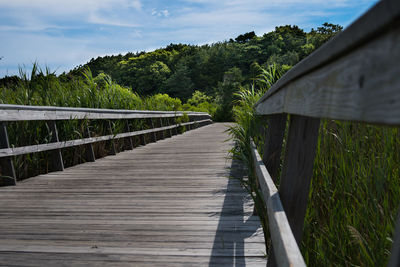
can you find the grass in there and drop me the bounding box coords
[227,65,400,266]
[0,65,192,180]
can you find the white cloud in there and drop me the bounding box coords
[162,10,170,17]
[88,12,141,28]
[0,0,379,77]
[151,9,170,17]
[129,0,142,10]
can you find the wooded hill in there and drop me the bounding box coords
[69,24,342,112]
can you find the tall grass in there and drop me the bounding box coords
[228,65,400,266]
[303,120,399,266]
[0,65,192,180]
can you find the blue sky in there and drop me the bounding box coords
[0,0,378,78]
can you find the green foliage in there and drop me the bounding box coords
[303,121,399,266]
[67,23,341,111]
[144,93,182,111]
[229,65,400,266]
[183,90,216,117]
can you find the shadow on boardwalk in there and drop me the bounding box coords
[209,159,264,266]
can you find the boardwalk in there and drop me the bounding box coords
[0,123,266,266]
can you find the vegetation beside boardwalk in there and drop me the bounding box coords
[227,65,400,266]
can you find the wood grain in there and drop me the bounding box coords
[0,120,212,158]
[0,123,266,266]
[279,115,320,244]
[256,6,400,125]
[251,140,306,267]
[0,104,211,121]
[0,122,16,185]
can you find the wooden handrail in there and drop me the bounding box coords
[0,104,209,121]
[250,0,400,266]
[250,140,306,267]
[255,0,400,125]
[0,104,212,186]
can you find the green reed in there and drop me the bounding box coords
[0,66,193,180]
[228,65,400,266]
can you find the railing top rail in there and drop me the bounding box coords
[254,0,400,125]
[0,104,210,121]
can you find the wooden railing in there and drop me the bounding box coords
[252,0,400,266]
[0,104,212,186]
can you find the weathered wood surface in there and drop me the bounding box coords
[255,0,400,125]
[0,122,16,185]
[0,104,210,121]
[251,140,305,267]
[0,120,211,158]
[0,123,266,266]
[279,115,320,245]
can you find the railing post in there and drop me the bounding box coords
[150,118,157,142]
[187,116,192,131]
[140,120,146,146]
[124,121,134,150]
[85,122,96,162]
[159,118,165,139]
[47,121,64,172]
[167,118,173,137]
[0,122,16,186]
[107,120,117,155]
[262,114,287,181]
[279,115,320,244]
[261,114,287,267]
[173,115,178,135]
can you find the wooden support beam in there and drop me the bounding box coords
[260,114,287,267]
[251,140,306,267]
[159,118,165,139]
[279,115,320,244]
[84,122,95,162]
[0,122,16,186]
[262,114,287,182]
[149,119,157,142]
[47,121,64,172]
[124,121,134,150]
[167,118,173,137]
[107,121,117,155]
[173,116,178,135]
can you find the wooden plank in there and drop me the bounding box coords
[0,104,210,121]
[0,122,16,185]
[47,121,64,172]
[255,1,400,125]
[256,0,400,124]
[0,123,265,266]
[256,0,400,105]
[251,140,306,267]
[279,115,320,244]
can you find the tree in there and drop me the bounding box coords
[235,31,256,43]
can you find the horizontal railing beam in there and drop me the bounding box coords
[0,119,212,158]
[250,140,306,267]
[254,0,400,126]
[0,104,210,121]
